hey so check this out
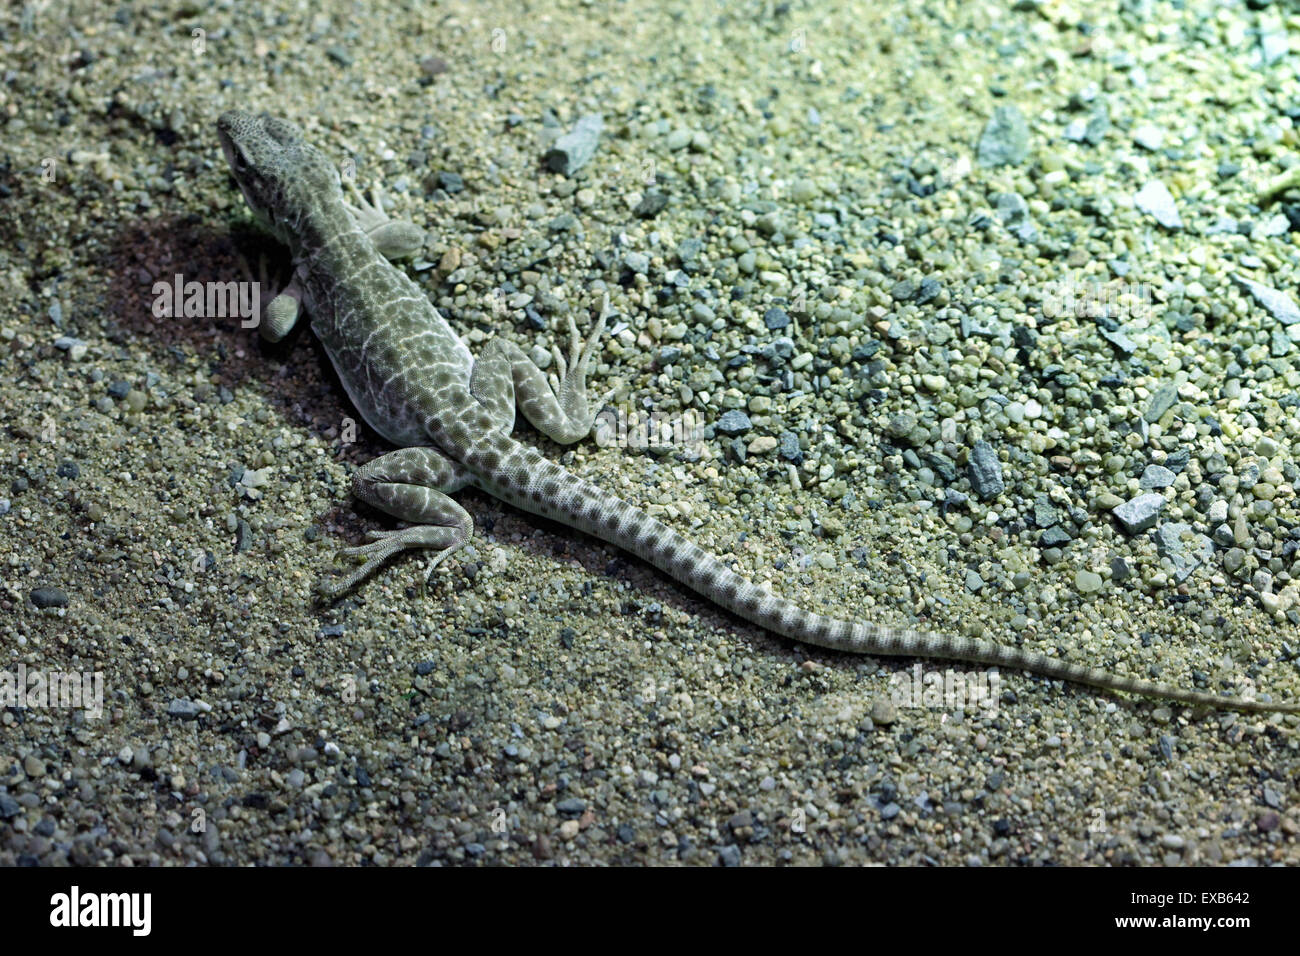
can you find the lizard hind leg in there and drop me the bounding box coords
[318,446,473,598]
[468,293,613,444]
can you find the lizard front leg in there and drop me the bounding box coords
[468,293,612,443]
[319,446,473,597]
[238,253,305,343]
[343,182,425,260]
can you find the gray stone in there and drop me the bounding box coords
[634,190,668,218]
[993,192,1029,225]
[870,697,898,725]
[167,698,203,720]
[764,307,790,330]
[1112,493,1165,534]
[1144,384,1178,422]
[0,794,20,819]
[1133,180,1182,229]
[542,114,604,176]
[675,236,703,266]
[1083,103,1110,145]
[1100,328,1137,355]
[992,192,1038,243]
[885,411,917,439]
[1154,522,1211,583]
[556,797,586,816]
[1140,464,1176,490]
[777,432,802,462]
[1032,494,1060,528]
[1231,273,1300,325]
[29,587,68,609]
[978,105,1030,167]
[1039,526,1073,548]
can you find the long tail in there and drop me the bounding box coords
[477,441,1299,715]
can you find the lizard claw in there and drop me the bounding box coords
[550,343,568,390]
[235,251,275,297]
[342,181,385,226]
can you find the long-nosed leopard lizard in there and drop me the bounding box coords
[216,109,1298,715]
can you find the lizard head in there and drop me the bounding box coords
[217,110,342,244]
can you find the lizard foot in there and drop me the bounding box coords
[317,524,467,598]
[547,292,613,436]
[344,181,425,260]
[236,250,301,341]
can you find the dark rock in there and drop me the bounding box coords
[556,797,586,817]
[634,191,668,218]
[967,441,1004,499]
[30,587,68,609]
[715,410,752,436]
[763,307,790,330]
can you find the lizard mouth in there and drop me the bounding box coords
[217,129,238,171]
[216,123,277,232]
[216,124,248,176]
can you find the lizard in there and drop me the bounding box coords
[216,109,1299,716]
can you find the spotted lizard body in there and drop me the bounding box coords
[216,110,1298,715]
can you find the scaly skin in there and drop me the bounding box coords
[216,110,1299,715]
